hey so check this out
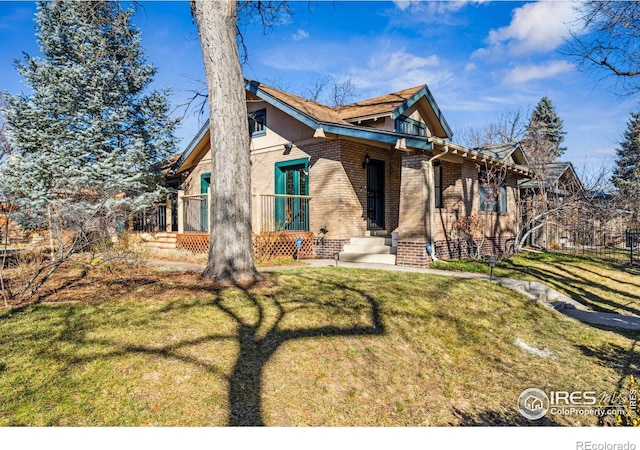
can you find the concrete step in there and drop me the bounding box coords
[338,252,397,265]
[342,244,397,255]
[155,232,177,238]
[364,230,388,237]
[155,237,177,243]
[349,237,391,246]
[145,242,177,250]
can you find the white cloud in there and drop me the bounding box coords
[347,49,449,93]
[503,60,575,84]
[292,29,309,42]
[392,1,412,12]
[394,0,484,15]
[479,1,579,57]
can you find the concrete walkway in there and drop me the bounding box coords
[147,258,640,332]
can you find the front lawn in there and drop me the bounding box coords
[0,266,637,426]
[433,252,640,317]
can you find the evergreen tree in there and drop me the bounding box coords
[612,111,640,222]
[524,96,567,161]
[1,0,176,235]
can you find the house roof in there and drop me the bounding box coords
[335,85,424,120]
[335,84,453,139]
[170,80,531,178]
[245,79,439,150]
[473,142,528,166]
[519,161,582,191]
[250,81,352,126]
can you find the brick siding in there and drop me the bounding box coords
[396,240,431,268]
[313,237,350,259]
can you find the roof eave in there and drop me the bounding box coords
[320,122,434,151]
[245,79,323,130]
[172,121,210,174]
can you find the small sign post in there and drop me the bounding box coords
[488,257,498,282]
[295,237,303,260]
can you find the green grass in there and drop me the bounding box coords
[0,266,638,426]
[434,252,640,317]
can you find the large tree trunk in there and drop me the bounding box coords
[193,1,260,285]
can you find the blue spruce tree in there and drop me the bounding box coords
[0,1,176,297]
[612,111,640,224]
[1,0,176,239]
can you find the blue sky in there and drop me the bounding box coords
[1,1,638,176]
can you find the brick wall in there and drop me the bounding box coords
[251,137,401,240]
[433,159,518,249]
[313,237,350,259]
[433,236,515,260]
[397,151,429,240]
[396,240,431,267]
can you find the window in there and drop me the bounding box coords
[395,115,427,137]
[248,109,266,137]
[274,158,309,231]
[479,169,507,213]
[433,161,443,208]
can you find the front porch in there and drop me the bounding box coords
[136,192,316,258]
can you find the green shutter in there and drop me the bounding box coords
[200,173,210,232]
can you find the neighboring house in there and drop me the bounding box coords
[163,79,531,267]
[518,161,583,249]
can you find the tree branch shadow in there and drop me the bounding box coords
[35,271,385,426]
[220,273,384,426]
[451,407,562,426]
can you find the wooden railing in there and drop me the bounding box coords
[182,194,208,233]
[132,204,168,232]
[257,194,311,233]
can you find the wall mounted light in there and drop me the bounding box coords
[362,154,371,169]
[284,142,293,152]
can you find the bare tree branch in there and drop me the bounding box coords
[565,1,640,97]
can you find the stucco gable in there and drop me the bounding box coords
[336,85,453,139]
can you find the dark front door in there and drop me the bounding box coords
[367,159,385,230]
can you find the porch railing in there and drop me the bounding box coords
[257,194,311,233]
[182,194,209,233]
[132,204,167,232]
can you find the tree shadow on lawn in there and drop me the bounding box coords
[35,270,385,426]
[508,261,640,317]
[575,340,640,388]
[451,407,562,426]
[562,262,640,291]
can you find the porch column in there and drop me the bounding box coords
[397,152,429,241]
[252,187,261,234]
[177,189,184,233]
[207,186,212,234]
[395,151,431,267]
[165,194,173,232]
